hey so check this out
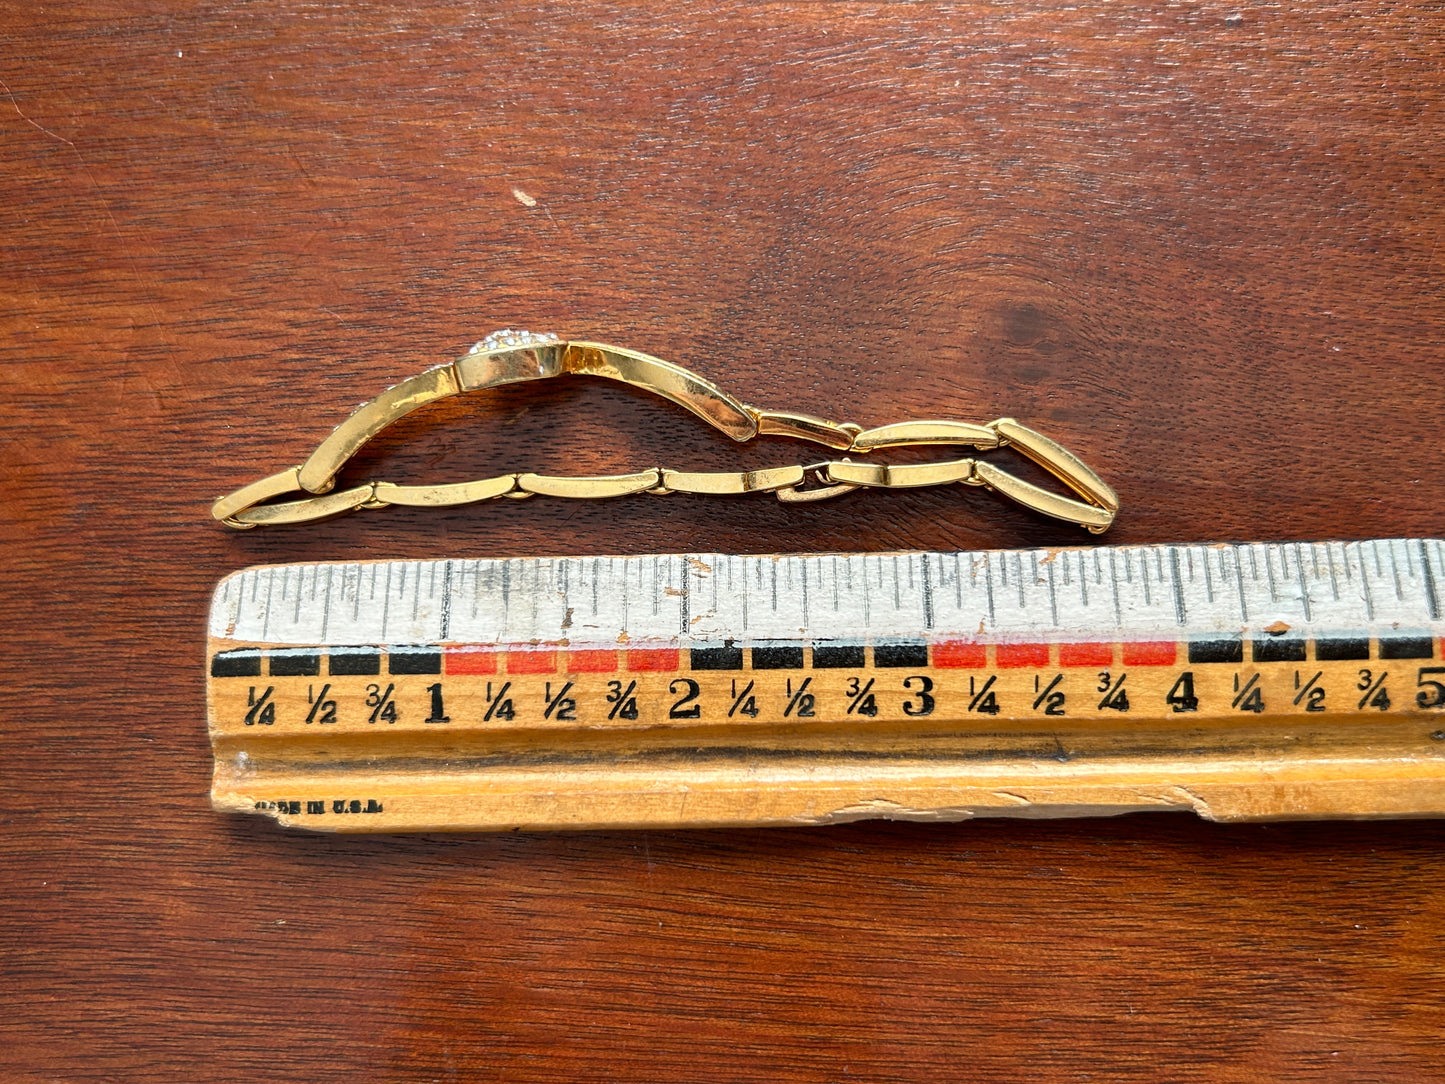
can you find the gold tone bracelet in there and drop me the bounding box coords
[212,330,1119,532]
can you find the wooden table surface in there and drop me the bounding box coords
[4,3,1444,1079]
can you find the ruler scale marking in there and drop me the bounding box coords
[1358,545,1375,621]
[1270,544,1282,606]
[1421,539,1442,620]
[260,566,275,641]
[1108,549,1123,627]
[320,565,332,642]
[983,552,995,624]
[1045,553,1058,626]
[380,563,393,643]
[1170,548,1187,627]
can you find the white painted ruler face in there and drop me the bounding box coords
[211,539,1444,652]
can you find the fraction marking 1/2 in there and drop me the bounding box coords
[783,677,815,717]
[305,682,336,725]
[1033,674,1065,715]
[1292,670,1325,712]
[543,681,577,721]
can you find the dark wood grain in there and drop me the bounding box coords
[3,2,1444,1079]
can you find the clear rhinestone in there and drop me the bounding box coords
[473,328,561,353]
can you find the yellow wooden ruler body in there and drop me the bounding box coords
[208,540,1445,831]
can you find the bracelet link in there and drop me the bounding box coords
[753,411,860,451]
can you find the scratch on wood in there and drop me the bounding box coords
[0,76,73,146]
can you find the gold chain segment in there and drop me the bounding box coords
[212,331,1119,531]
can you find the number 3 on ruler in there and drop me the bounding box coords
[901,676,934,716]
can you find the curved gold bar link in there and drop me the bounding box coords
[989,418,1120,514]
[212,332,1119,532]
[753,411,859,451]
[517,470,662,499]
[851,420,999,452]
[824,457,977,489]
[658,466,807,495]
[372,475,519,508]
[452,341,569,392]
[562,343,758,442]
[298,367,461,495]
[212,466,305,528]
[229,484,377,527]
[971,461,1115,534]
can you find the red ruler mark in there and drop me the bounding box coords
[996,643,1051,669]
[1059,642,1113,668]
[444,647,499,675]
[626,648,680,672]
[1123,641,1178,667]
[507,650,558,674]
[932,641,987,669]
[567,649,618,673]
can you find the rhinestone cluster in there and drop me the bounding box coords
[473,328,561,353]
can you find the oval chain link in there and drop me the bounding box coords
[212,333,1119,532]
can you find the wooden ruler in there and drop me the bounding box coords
[208,539,1445,831]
